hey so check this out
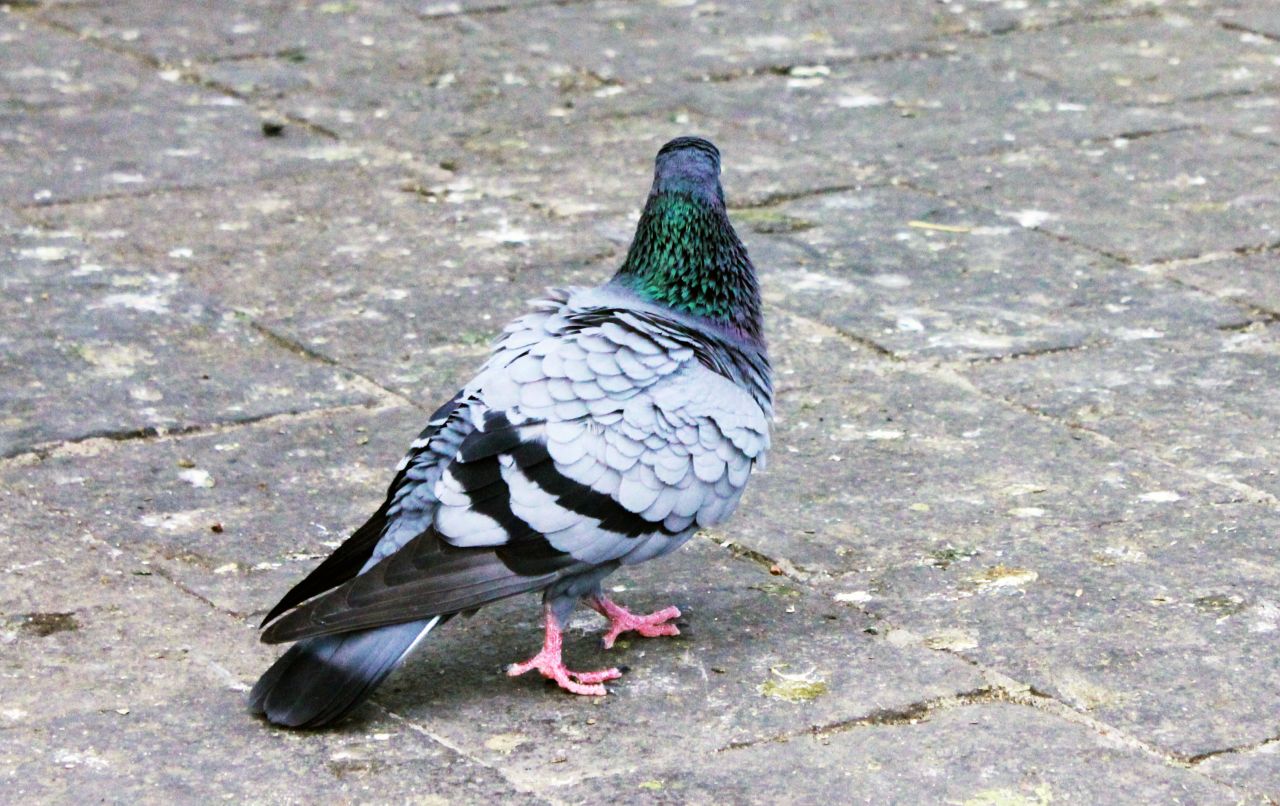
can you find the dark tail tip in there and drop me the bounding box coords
[249,618,438,729]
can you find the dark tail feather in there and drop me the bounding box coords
[248,616,445,729]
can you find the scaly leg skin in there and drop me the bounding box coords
[586,594,681,650]
[506,607,622,696]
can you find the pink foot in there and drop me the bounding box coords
[507,609,622,696]
[587,594,682,650]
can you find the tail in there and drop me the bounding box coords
[248,616,445,729]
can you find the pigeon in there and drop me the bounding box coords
[249,136,773,728]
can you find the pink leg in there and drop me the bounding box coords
[506,607,622,696]
[586,594,681,650]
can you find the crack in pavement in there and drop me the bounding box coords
[838,622,1273,801]
[242,318,428,413]
[1218,20,1280,45]
[1186,733,1280,766]
[377,705,564,804]
[412,0,598,22]
[0,401,392,469]
[715,686,1002,753]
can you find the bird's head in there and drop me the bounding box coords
[650,136,725,207]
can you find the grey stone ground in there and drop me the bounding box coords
[1,0,1278,802]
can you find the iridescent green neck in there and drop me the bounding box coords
[614,190,762,341]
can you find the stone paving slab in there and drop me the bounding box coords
[1183,94,1280,147]
[556,702,1246,805]
[1203,742,1280,800]
[0,203,23,229]
[5,702,546,805]
[907,130,1280,263]
[682,50,1185,170]
[0,223,374,458]
[0,13,352,205]
[711,316,1280,771]
[965,324,1280,500]
[453,110,867,218]
[0,405,425,619]
[966,13,1280,106]
[1,487,254,725]
[693,314,1229,578]
[24,175,609,404]
[37,0,361,63]
[743,187,1246,360]
[33,0,1160,84]
[1152,251,1280,315]
[861,498,1280,759]
[388,0,1159,84]
[28,168,619,403]
[35,0,577,67]
[1,16,148,107]
[33,0,574,71]
[412,0,931,82]
[36,0,1173,160]
[0,483,544,804]
[184,2,674,148]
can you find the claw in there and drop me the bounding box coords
[507,608,621,696]
[587,595,682,650]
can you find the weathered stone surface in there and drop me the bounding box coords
[34,0,1165,159]
[36,0,308,62]
[0,482,542,803]
[33,0,1158,82]
[186,2,674,149]
[908,131,1280,262]
[28,169,615,403]
[36,0,571,68]
[695,315,1280,762]
[699,314,1224,578]
[1183,94,1280,147]
[1201,742,1280,799]
[4,702,546,805]
[0,13,348,205]
[0,204,24,229]
[862,500,1280,759]
[556,702,1245,805]
[401,0,933,83]
[0,485,261,724]
[0,397,984,793]
[4,0,1278,801]
[1214,1,1280,40]
[1153,251,1280,315]
[380,537,985,788]
[392,0,1156,84]
[0,405,427,618]
[966,324,1280,499]
[0,223,375,457]
[744,188,1246,360]
[966,13,1280,106]
[684,51,1183,168]
[453,110,869,217]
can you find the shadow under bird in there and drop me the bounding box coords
[250,136,773,728]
